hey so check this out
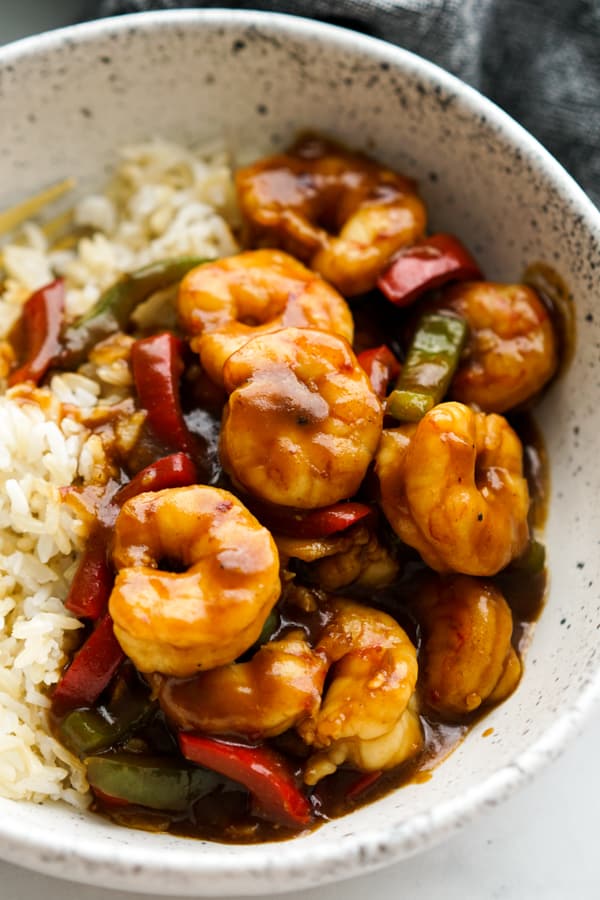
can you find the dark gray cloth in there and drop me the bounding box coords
[86,0,600,207]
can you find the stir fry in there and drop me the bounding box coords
[5,135,558,842]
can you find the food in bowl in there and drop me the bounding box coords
[0,132,559,843]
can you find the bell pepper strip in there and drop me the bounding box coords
[59,256,208,368]
[347,770,382,800]
[239,610,280,662]
[131,331,197,456]
[179,733,312,828]
[86,753,220,812]
[64,534,113,620]
[115,451,197,505]
[377,233,482,308]
[386,312,468,422]
[59,684,156,758]
[59,708,115,757]
[255,610,279,648]
[247,499,373,540]
[51,613,125,716]
[356,345,401,400]
[8,279,65,386]
[508,538,546,575]
[91,786,130,809]
[59,697,151,758]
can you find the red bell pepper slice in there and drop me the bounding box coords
[179,733,312,829]
[52,613,125,716]
[347,770,382,800]
[64,534,113,620]
[115,452,197,505]
[91,786,131,809]
[8,279,65,386]
[377,233,482,307]
[249,500,374,539]
[131,331,197,455]
[357,345,401,399]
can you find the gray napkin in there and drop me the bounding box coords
[88,0,600,208]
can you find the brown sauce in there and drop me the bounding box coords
[51,266,556,845]
[72,408,548,843]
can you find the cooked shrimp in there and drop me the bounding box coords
[274,529,363,565]
[415,575,521,718]
[236,135,427,296]
[154,632,328,739]
[376,401,529,575]
[303,701,423,785]
[274,523,398,590]
[298,598,422,783]
[177,248,354,385]
[109,485,281,677]
[437,281,558,412]
[155,596,421,774]
[308,528,400,591]
[220,327,383,508]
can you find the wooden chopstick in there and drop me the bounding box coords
[0,177,76,237]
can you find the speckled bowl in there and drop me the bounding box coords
[0,9,599,897]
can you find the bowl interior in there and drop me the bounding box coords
[0,10,599,896]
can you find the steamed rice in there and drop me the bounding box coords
[0,140,240,805]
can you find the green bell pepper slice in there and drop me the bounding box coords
[86,753,219,812]
[59,691,156,758]
[386,312,468,421]
[59,256,209,367]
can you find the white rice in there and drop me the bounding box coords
[0,139,240,805]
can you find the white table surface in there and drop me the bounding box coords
[2,3,600,898]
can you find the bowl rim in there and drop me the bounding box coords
[1,7,600,894]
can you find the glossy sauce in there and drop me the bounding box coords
[77,411,547,843]
[57,272,554,844]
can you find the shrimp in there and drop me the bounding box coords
[108,485,281,677]
[437,281,558,412]
[220,327,383,508]
[177,248,354,385]
[154,632,328,739]
[298,598,422,784]
[414,575,521,719]
[154,597,421,780]
[375,402,530,575]
[308,528,400,591]
[236,135,427,296]
[274,529,364,565]
[274,523,399,591]
[303,701,423,785]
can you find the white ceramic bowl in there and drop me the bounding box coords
[1,9,599,896]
